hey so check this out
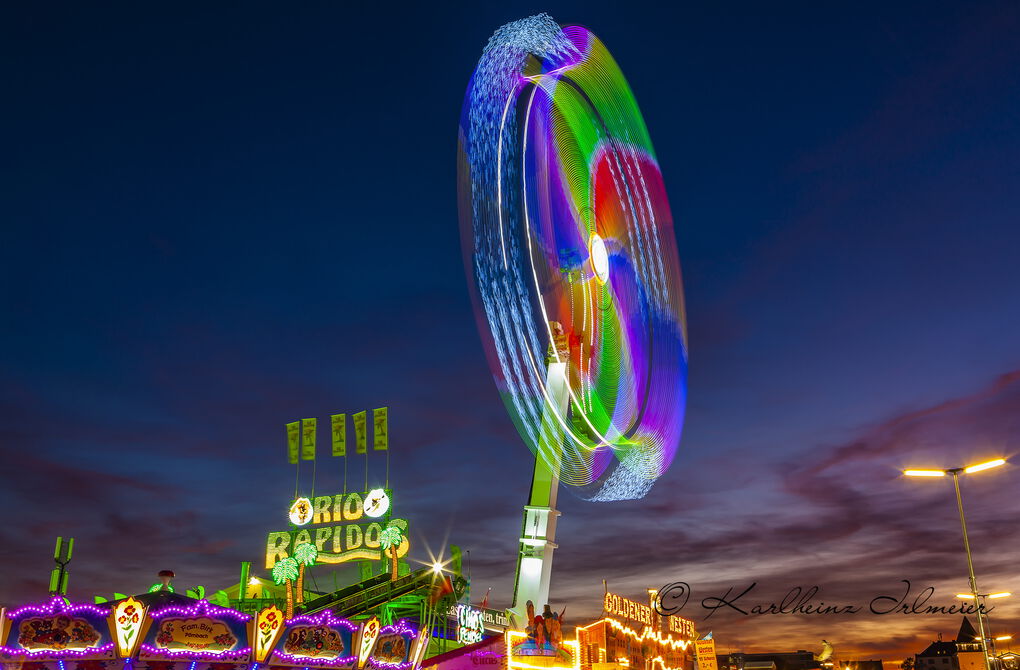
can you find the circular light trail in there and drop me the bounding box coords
[458,14,688,501]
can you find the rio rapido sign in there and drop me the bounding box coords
[265,489,408,569]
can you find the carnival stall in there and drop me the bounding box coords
[422,588,701,670]
[0,595,429,670]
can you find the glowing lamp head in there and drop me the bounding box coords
[589,233,610,284]
[431,561,444,575]
[965,459,1006,474]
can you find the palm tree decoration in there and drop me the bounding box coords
[271,557,299,618]
[293,543,318,603]
[379,526,404,581]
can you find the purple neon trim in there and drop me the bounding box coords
[0,643,116,659]
[149,599,251,622]
[284,610,358,631]
[271,611,360,666]
[271,650,358,666]
[368,621,416,670]
[379,621,417,638]
[139,644,252,660]
[368,660,412,670]
[8,596,109,619]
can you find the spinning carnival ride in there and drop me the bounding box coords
[457,15,688,622]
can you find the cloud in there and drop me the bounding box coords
[543,370,1020,658]
[3,318,1017,665]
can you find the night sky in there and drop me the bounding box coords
[3,0,1020,663]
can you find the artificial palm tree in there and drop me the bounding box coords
[379,526,403,581]
[271,557,299,618]
[293,543,318,603]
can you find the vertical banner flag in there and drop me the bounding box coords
[301,418,317,460]
[373,407,388,451]
[331,414,346,457]
[286,421,300,464]
[695,638,718,670]
[354,411,367,454]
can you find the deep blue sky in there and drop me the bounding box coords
[3,1,1019,661]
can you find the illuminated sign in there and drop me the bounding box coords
[667,616,695,639]
[268,611,364,669]
[604,592,655,626]
[578,617,690,652]
[151,617,236,651]
[17,615,102,651]
[139,601,251,661]
[366,621,417,670]
[251,606,285,663]
[110,597,147,658]
[358,617,380,669]
[266,489,410,569]
[372,626,413,666]
[409,628,431,670]
[373,633,409,663]
[695,639,718,670]
[0,597,115,660]
[448,605,510,631]
[506,629,579,670]
[481,608,510,630]
[456,605,485,644]
[603,592,695,640]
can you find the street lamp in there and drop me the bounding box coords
[959,593,1013,666]
[957,593,1012,600]
[904,458,1008,670]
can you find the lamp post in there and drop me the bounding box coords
[957,593,1012,668]
[904,458,1007,670]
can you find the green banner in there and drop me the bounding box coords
[301,418,317,460]
[354,411,367,454]
[331,414,346,457]
[286,421,300,464]
[373,407,388,451]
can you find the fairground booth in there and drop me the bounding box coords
[0,411,473,670]
[422,588,703,670]
[1,389,710,670]
[0,591,429,670]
